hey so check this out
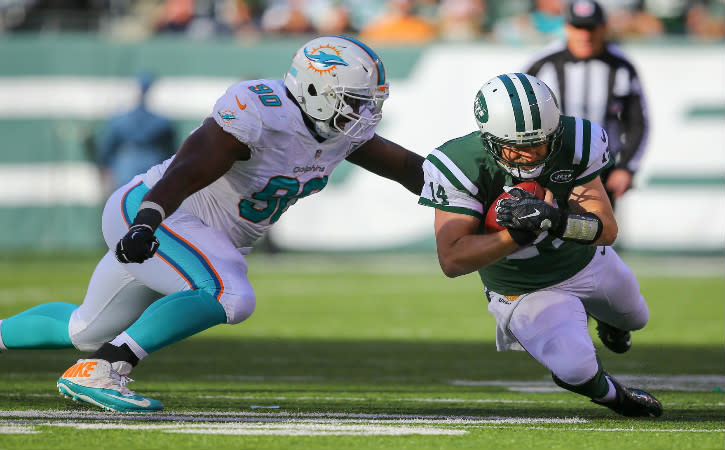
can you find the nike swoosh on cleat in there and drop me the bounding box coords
[519,209,541,219]
[104,393,152,408]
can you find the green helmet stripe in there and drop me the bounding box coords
[514,73,541,130]
[497,74,525,132]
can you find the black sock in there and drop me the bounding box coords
[552,368,609,399]
[89,343,140,367]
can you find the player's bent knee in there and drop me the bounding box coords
[628,298,649,330]
[540,334,598,386]
[220,291,256,324]
[552,355,599,386]
[68,310,119,352]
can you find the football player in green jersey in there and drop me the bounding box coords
[419,73,662,417]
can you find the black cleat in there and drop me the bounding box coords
[596,320,632,353]
[592,373,663,417]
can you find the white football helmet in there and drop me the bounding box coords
[284,35,389,139]
[474,73,562,179]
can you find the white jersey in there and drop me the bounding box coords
[143,78,374,249]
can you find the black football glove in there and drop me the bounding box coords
[115,207,163,264]
[496,188,562,232]
[115,224,160,264]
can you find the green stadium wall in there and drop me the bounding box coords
[0,36,722,253]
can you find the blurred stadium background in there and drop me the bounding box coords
[0,0,723,256]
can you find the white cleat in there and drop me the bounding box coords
[57,359,162,412]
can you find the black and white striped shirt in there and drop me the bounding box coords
[523,41,648,174]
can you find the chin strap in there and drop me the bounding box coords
[496,160,544,179]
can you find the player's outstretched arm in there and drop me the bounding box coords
[345,134,424,195]
[115,118,251,264]
[144,118,251,216]
[434,210,519,278]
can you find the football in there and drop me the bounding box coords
[484,181,545,233]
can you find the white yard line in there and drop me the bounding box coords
[1,410,721,436]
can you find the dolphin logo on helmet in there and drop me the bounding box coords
[285,36,389,139]
[304,46,349,70]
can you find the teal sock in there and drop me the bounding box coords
[125,290,226,355]
[1,302,76,349]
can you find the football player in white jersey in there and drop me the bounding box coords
[0,36,424,412]
[419,73,662,417]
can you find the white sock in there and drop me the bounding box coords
[110,332,148,361]
[594,376,617,402]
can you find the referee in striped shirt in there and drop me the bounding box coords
[522,0,649,208]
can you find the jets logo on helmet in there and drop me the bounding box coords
[303,44,349,73]
[474,73,562,179]
[474,91,489,124]
[284,35,389,139]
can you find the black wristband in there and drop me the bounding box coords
[508,229,537,246]
[132,208,163,232]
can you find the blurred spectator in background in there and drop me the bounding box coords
[96,72,176,192]
[3,0,720,39]
[438,0,487,41]
[154,0,261,38]
[522,0,649,207]
[685,0,725,39]
[220,0,262,36]
[597,0,664,38]
[304,0,350,34]
[359,0,437,44]
[260,0,351,35]
[339,0,387,33]
[644,0,691,34]
[260,0,314,34]
[492,0,565,44]
[154,0,195,33]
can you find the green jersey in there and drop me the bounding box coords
[419,115,613,295]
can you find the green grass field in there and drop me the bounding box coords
[0,251,723,450]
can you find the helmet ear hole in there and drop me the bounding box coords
[307,84,317,96]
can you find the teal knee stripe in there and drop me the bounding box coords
[125,290,226,354]
[1,302,76,349]
[122,182,223,299]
